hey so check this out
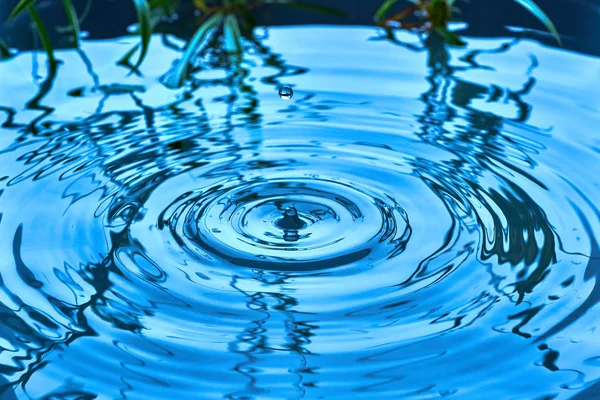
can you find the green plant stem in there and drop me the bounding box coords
[165,12,224,88]
[132,0,153,68]
[0,40,12,59]
[9,0,37,20]
[28,5,57,68]
[60,0,81,47]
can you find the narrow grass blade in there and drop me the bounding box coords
[8,0,37,20]
[28,5,57,67]
[0,40,13,59]
[131,0,152,68]
[150,0,176,11]
[79,0,94,23]
[375,0,402,21]
[149,0,172,8]
[435,27,466,46]
[60,0,80,47]
[512,0,561,45]
[264,0,345,17]
[224,14,242,54]
[164,12,224,88]
[193,0,209,12]
[117,43,141,69]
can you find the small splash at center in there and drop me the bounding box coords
[275,206,306,230]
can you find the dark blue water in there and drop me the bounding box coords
[0,27,599,399]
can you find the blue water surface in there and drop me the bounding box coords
[0,27,599,399]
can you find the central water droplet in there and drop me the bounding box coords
[278,86,294,100]
[275,206,306,230]
[285,207,298,218]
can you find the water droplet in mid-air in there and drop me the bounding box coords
[278,86,294,100]
[275,206,306,230]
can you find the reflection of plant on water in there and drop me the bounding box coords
[379,32,583,347]
[0,30,574,396]
[226,273,318,399]
[0,33,310,395]
[398,33,600,361]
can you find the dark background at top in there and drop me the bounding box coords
[0,0,599,56]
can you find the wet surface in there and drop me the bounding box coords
[0,27,599,399]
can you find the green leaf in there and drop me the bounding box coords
[131,0,152,69]
[375,0,421,21]
[150,0,177,12]
[192,0,209,12]
[224,14,242,54]
[164,12,224,88]
[117,43,141,68]
[60,0,80,47]
[374,0,401,21]
[0,40,12,59]
[8,0,37,20]
[435,27,466,46]
[79,0,94,23]
[149,0,173,8]
[512,0,561,45]
[264,0,345,17]
[28,5,57,67]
